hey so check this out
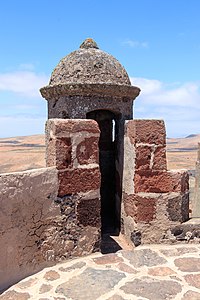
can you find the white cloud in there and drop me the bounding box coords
[0,70,49,97]
[123,39,148,48]
[131,77,200,137]
[131,77,200,107]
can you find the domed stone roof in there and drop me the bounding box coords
[40,38,140,100]
[49,38,131,86]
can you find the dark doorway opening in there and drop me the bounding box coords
[87,110,120,235]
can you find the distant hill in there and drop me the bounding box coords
[0,133,199,173]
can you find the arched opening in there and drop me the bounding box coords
[87,110,121,235]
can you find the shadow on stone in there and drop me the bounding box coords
[101,234,122,254]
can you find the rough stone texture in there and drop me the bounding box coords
[122,119,190,246]
[92,253,123,265]
[39,284,53,294]
[182,291,200,299]
[126,119,166,145]
[174,257,200,272]
[59,262,86,272]
[134,170,189,193]
[58,167,101,196]
[123,193,156,223]
[116,262,138,274]
[48,39,131,86]
[40,39,140,119]
[46,137,72,169]
[43,270,60,281]
[121,276,182,300]
[121,249,167,268]
[148,266,175,276]
[165,221,200,242]
[55,268,125,300]
[77,197,101,227]
[0,168,60,291]
[0,290,30,300]
[160,246,198,257]
[184,274,200,288]
[0,120,101,291]
[193,143,200,217]
[152,146,167,170]
[76,137,99,165]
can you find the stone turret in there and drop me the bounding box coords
[40,38,140,120]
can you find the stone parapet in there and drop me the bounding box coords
[122,120,190,246]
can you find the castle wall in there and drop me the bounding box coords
[0,119,101,292]
[0,167,59,291]
[193,143,200,217]
[122,120,189,245]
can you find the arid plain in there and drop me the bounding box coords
[0,133,199,174]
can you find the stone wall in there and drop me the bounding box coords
[192,143,200,217]
[0,119,101,292]
[122,120,189,245]
[0,168,59,291]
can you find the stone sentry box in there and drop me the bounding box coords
[41,38,189,247]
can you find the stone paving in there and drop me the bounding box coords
[1,244,200,300]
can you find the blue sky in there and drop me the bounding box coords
[0,0,200,138]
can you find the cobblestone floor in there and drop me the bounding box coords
[1,244,200,300]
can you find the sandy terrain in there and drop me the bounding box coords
[0,135,45,173]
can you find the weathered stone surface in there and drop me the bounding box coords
[134,170,189,193]
[121,276,182,300]
[77,198,101,227]
[48,39,131,86]
[182,291,200,299]
[135,145,151,170]
[121,249,167,267]
[0,290,30,300]
[58,167,100,196]
[184,274,200,288]
[124,194,156,223]
[43,270,60,281]
[59,261,86,272]
[160,247,198,257]
[46,137,72,169]
[153,146,167,170]
[174,257,200,272]
[16,278,38,289]
[126,119,166,145]
[76,137,99,165]
[55,268,125,299]
[148,266,175,276]
[116,262,138,274]
[167,193,189,222]
[0,167,60,292]
[46,119,100,137]
[92,254,123,265]
[107,296,126,300]
[39,284,53,294]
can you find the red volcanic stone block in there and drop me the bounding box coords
[126,120,166,145]
[135,145,151,170]
[77,198,101,227]
[152,146,167,170]
[46,137,72,169]
[134,170,189,193]
[124,193,156,223]
[167,193,189,222]
[77,137,99,165]
[47,119,100,137]
[58,167,101,196]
